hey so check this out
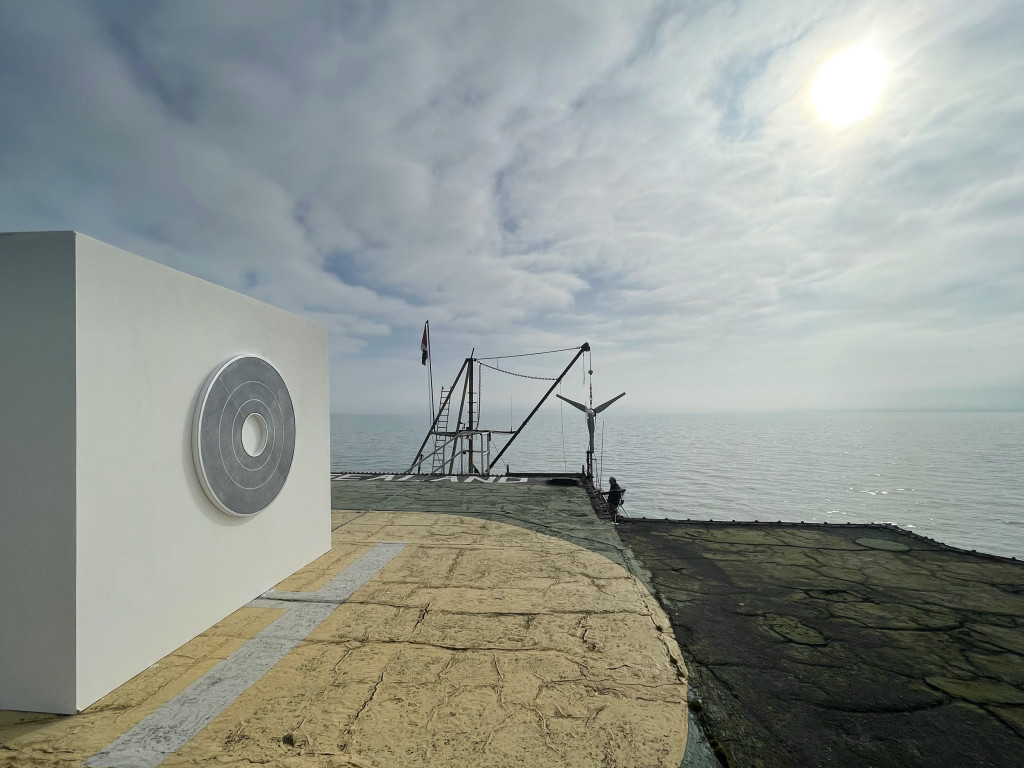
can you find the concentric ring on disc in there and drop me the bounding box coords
[192,355,295,516]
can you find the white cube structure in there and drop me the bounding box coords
[0,232,330,714]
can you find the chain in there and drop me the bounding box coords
[478,360,557,381]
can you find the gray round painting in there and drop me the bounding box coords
[192,355,295,516]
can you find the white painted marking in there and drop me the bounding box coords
[329,473,530,484]
[85,543,406,768]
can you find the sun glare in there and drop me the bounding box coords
[812,45,887,125]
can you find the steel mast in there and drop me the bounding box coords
[409,342,590,476]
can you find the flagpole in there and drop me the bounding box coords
[426,321,436,425]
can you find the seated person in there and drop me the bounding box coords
[600,477,625,518]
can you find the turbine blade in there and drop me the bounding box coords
[593,392,626,414]
[555,394,588,412]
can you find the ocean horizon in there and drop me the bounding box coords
[330,410,1024,560]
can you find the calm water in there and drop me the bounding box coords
[330,411,1024,559]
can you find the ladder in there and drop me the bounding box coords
[430,387,450,474]
[467,365,482,472]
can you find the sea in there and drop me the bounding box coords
[330,411,1024,560]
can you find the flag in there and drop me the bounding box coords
[421,323,428,365]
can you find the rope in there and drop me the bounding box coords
[477,345,578,361]
[477,360,557,380]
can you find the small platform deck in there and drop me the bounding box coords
[8,472,1019,768]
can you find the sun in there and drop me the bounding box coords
[812,45,887,125]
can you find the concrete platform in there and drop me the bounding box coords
[618,520,1024,768]
[0,506,688,767]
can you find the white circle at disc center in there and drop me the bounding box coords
[241,412,269,457]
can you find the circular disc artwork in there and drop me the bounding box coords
[192,355,295,516]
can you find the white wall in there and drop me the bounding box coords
[0,232,330,713]
[0,232,79,714]
[73,234,330,711]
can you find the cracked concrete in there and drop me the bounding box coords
[0,508,687,767]
[617,520,1024,768]
[332,474,718,767]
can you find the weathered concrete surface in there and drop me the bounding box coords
[331,475,644,575]
[0,510,687,767]
[334,474,719,768]
[617,521,1024,768]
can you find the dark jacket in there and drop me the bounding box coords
[606,481,624,507]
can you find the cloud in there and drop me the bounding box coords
[0,0,1021,413]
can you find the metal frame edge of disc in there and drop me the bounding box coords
[191,354,295,517]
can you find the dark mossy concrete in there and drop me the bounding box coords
[331,474,642,575]
[617,520,1024,768]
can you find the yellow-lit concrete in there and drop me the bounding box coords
[0,511,687,767]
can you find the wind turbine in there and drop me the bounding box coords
[556,390,625,476]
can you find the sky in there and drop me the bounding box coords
[1,0,1022,415]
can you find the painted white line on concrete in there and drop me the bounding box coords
[85,542,406,768]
